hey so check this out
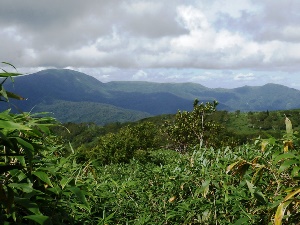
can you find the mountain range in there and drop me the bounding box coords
[3,69,300,125]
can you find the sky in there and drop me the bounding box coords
[1,0,300,89]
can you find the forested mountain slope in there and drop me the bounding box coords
[3,69,300,124]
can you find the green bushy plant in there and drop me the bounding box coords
[82,122,163,164]
[163,99,223,152]
[0,64,91,224]
[227,117,300,224]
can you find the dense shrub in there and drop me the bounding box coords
[81,122,163,164]
[163,99,223,152]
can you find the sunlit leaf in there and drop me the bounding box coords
[168,196,176,203]
[226,160,242,174]
[274,200,292,225]
[285,116,293,136]
[201,180,210,198]
[246,180,255,195]
[60,177,71,189]
[0,120,31,131]
[274,188,300,225]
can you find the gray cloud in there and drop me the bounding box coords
[0,0,300,89]
[214,0,300,43]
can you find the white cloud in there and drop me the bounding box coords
[132,70,148,80]
[176,5,209,31]
[234,73,256,81]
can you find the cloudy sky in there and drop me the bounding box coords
[1,0,300,89]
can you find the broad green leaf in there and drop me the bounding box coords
[68,186,90,209]
[254,191,267,204]
[200,180,210,198]
[291,166,300,177]
[15,198,41,215]
[23,215,50,225]
[17,171,27,181]
[0,86,8,100]
[246,180,255,195]
[278,159,299,173]
[0,110,13,119]
[274,152,295,164]
[15,156,26,167]
[47,186,61,195]
[32,124,50,134]
[15,137,34,151]
[8,183,33,193]
[60,177,71,189]
[32,171,53,187]
[0,120,31,131]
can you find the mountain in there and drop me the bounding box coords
[104,81,300,112]
[4,69,109,110]
[2,69,300,124]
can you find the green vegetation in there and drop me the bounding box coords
[1,65,300,224]
[5,69,300,124]
[34,100,151,125]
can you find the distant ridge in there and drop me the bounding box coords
[2,69,300,124]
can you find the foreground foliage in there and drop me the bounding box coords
[0,65,88,224]
[1,63,300,224]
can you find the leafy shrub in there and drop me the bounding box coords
[163,99,223,152]
[228,117,300,224]
[83,122,163,164]
[0,64,91,224]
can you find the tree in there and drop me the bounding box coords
[164,99,222,152]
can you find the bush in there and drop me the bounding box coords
[83,122,163,164]
[163,99,223,152]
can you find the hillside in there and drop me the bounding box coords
[34,100,151,125]
[3,69,300,124]
[4,69,109,111]
[106,81,300,111]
